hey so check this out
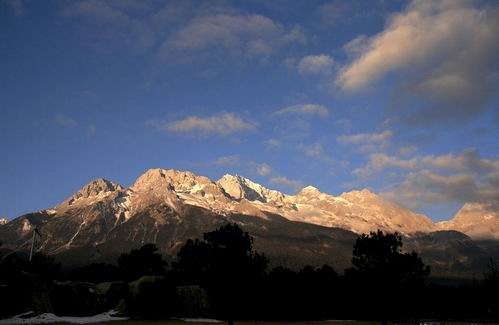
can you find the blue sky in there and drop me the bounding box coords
[1,0,498,221]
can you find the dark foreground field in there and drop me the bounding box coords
[52,321,498,325]
[2,226,498,323]
[49,321,386,325]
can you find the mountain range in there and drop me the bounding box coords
[1,168,498,278]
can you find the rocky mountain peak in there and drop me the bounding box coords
[436,202,499,239]
[58,178,123,208]
[74,178,123,199]
[217,174,285,203]
[217,174,262,201]
[297,185,322,196]
[340,188,379,202]
[132,168,216,195]
[132,168,170,190]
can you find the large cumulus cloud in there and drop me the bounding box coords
[337,0,499,122]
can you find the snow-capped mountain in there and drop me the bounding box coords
[0,168,498,276]
[50,168,433,237]
[0,218,8,225]
[437,203,499,239]
[215,175,434,235]
[100,169,434,236]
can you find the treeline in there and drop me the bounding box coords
[1,224,499,321]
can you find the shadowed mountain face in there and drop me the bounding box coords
[1,168,498,277]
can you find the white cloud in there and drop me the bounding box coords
[336,130,393,153]
[164,113,256,136]
[343,35,368,57]
[264,138,281,148]
[297,54,334,76]
[355,149,499,178]
[298,142,342,169]
[215,155,240,166]
[318,2,350,25]
[52,115,78,127]
[399,145,417,156]
[421,150,499,173]
[274,104,329,117]
[303,143,324,158]
[333,118,352,131]
[61,0,155,53]
[351,149,499,209]
[382,170,499,210]
[336,1,499,120]
[169,13,278,50]
[282,26,307,44]
[257,163,272,176]
[59,2,307,64]
[162,12,305,59]
[337,130,392,145]
[353,153,418,179]
[269,176,303,192]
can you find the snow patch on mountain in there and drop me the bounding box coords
[21,219,33,233]
[0,310,128,324]
[217,174,285,203]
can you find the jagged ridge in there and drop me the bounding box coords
[1,167,497,259]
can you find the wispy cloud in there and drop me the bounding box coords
[2,0,26,16]
[256,163,272,176]
[87,124,97,136]
[353,153,418,179]
[147,113,256,136]
[299,142,345,170]
[317,2,350,25]
[160,11,306,60]
[337,130,392,145]
[333,119,352,131]
[60,0,155,53]
[264,138,281,148]
[270,176,303,192]
[337,130,392,153]
[297,54,334,76]
[52,114,78,127]
[274,104,329,117]
[214,155,240,166]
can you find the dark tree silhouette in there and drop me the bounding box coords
[118,243,167,281]
[174,238,212,282]
[204,223,268,277]
[484,258,499,317]
[174,223,268,323]
[68,263,119,283]
[174,223,268,279]
[349,230,430,283]
[484,258,499,285]
[29,252,61,280]
[346,230,430,323]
